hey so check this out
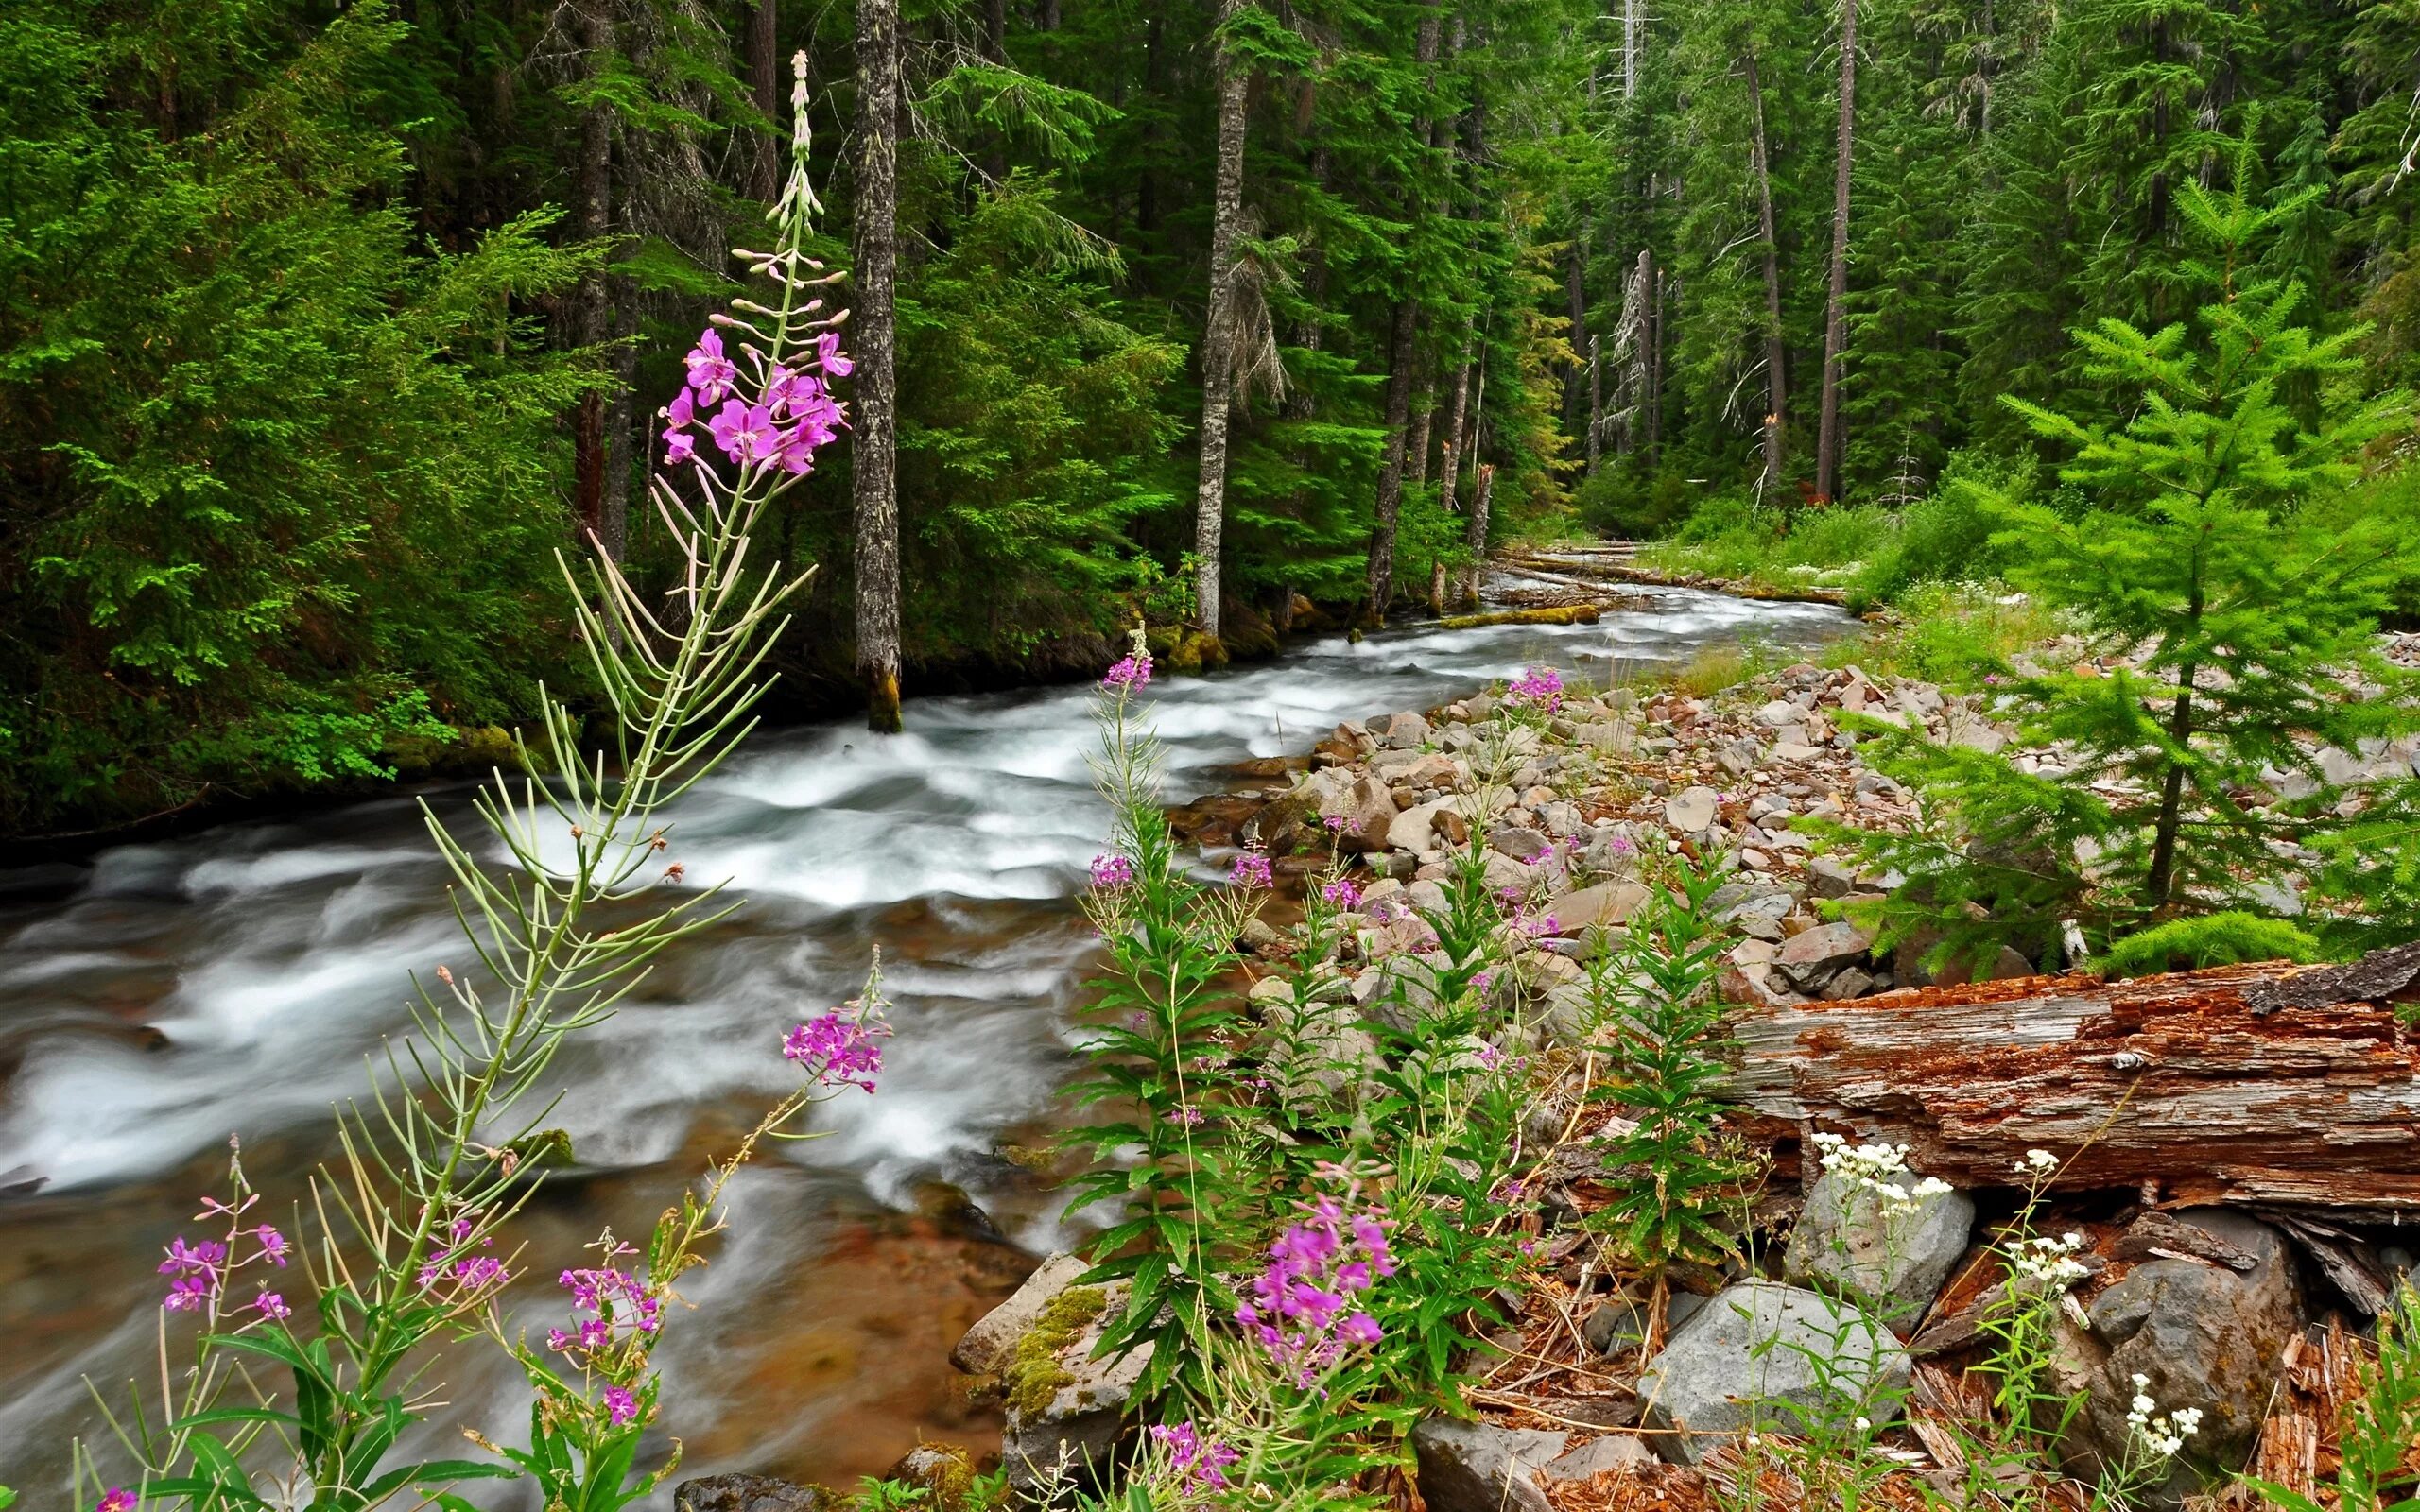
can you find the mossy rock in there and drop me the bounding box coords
[886,1443,986,1511]
[1003,1284,1106,1418]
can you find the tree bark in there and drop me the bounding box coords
[855,0,905,733]
[1408,366,1437,491]
[1744,47,1787,497]
[1437,341,1473,519]
[983,0,1010,181]
[1564,241,1588,434]
[1721,952,2420,1213]
[573,0,615,553]
[1462,461,1494,609]
[1814,0,1858,505]
[1622,0,1640,99]
[1644,255,1663,469]
[1363,296,1420,626]
[1192,0,1252,644]
[747,0,782,202]
[1586,333,1602,476]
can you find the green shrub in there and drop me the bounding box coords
[2100,913,2325,978]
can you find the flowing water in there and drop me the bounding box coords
[0,583,1845,1503]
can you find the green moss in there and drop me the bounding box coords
[1002,1284,1106,1418]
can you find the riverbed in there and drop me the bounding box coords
[0,584,1846,1504]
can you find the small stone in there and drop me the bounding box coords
[1549,880,1649,933]
[1773,920,1874,989]
[1371,711,1432,749]
[1756,700,1800,729]
[1821,966,1876,999]
[1664,785,1720,833]
[1489,824,1553,862]
[1544,1435,1656,1480]
[1412,1418,1565,1512]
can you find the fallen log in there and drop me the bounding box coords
[1721,953,2420,1213]
[1433,603,1604,629]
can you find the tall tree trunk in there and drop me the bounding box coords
[1457,350,1489,607]
[1192,0,1252,644]
[1622,0,1640,99]
[573,0,615,552]
[1814,0,1858,505]
[1362,0,1443,628]
[1408,364,1436,490]
[747,0,782,201]
[1744,47,1787,497]
[1564,241,1588,433]
[600,169,638,568]
[1463,461,1494,608]
[983,0,1010,181]
[855,0,905,733]
[1645,255,1664,468]
[1363,296,1420,626]
[1438,336,1473,519]
[1586,333,1602,476]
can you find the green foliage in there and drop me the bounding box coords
[0,0,600,830]
[1829,180,2420,959]
[2100,912,2323,979]
[1586,856,1754,1274]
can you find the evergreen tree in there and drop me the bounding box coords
[1833,180,2418,965]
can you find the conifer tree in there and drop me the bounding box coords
[1835,180,2418,965]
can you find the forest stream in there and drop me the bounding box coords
[0,581,1846,1504]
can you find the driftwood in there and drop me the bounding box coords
[1723,953,2420,1214]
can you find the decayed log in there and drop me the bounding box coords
[1722,953,2420,1213]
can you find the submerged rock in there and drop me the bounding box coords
[673,1476,822,1512]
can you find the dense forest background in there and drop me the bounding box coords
[3,0,2417,833]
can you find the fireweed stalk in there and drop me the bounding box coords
[73,54,850,1512]
[1064,661,1559,1506]
[1066,626,1267,1400]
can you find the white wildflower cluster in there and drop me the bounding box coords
[2015,1148,2062,1177]
[1812,1131,1955,1216]
[2125,1374,2204,1459]
[2009,1230,2091,1288]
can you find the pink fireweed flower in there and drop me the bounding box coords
[1229,851,1273,890]
[708,401,784,466]
[683,329,737,404]
[782,1008,887,1093]
[164,1273,214,1312]
[1166,1104,1205,1127]
[1235,1193,1396,1386]
[96,1491,136,1512]
[1101,652,1152,690]
[550,1265,663,1361]
[254,1290,293,1321]
[1321,876,1362,908]
[1322,814,1350,833]
[255,1225,289,1266]
[601,1384,640,1427]
[1507,665,1564,712]
[816,330,855,378]
[1150,1422,1240,1499]
[1608,833,1636,857]
[1475,1042,1504,1071]
[1090,853,1136,888]
[159,1236,227,1279]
